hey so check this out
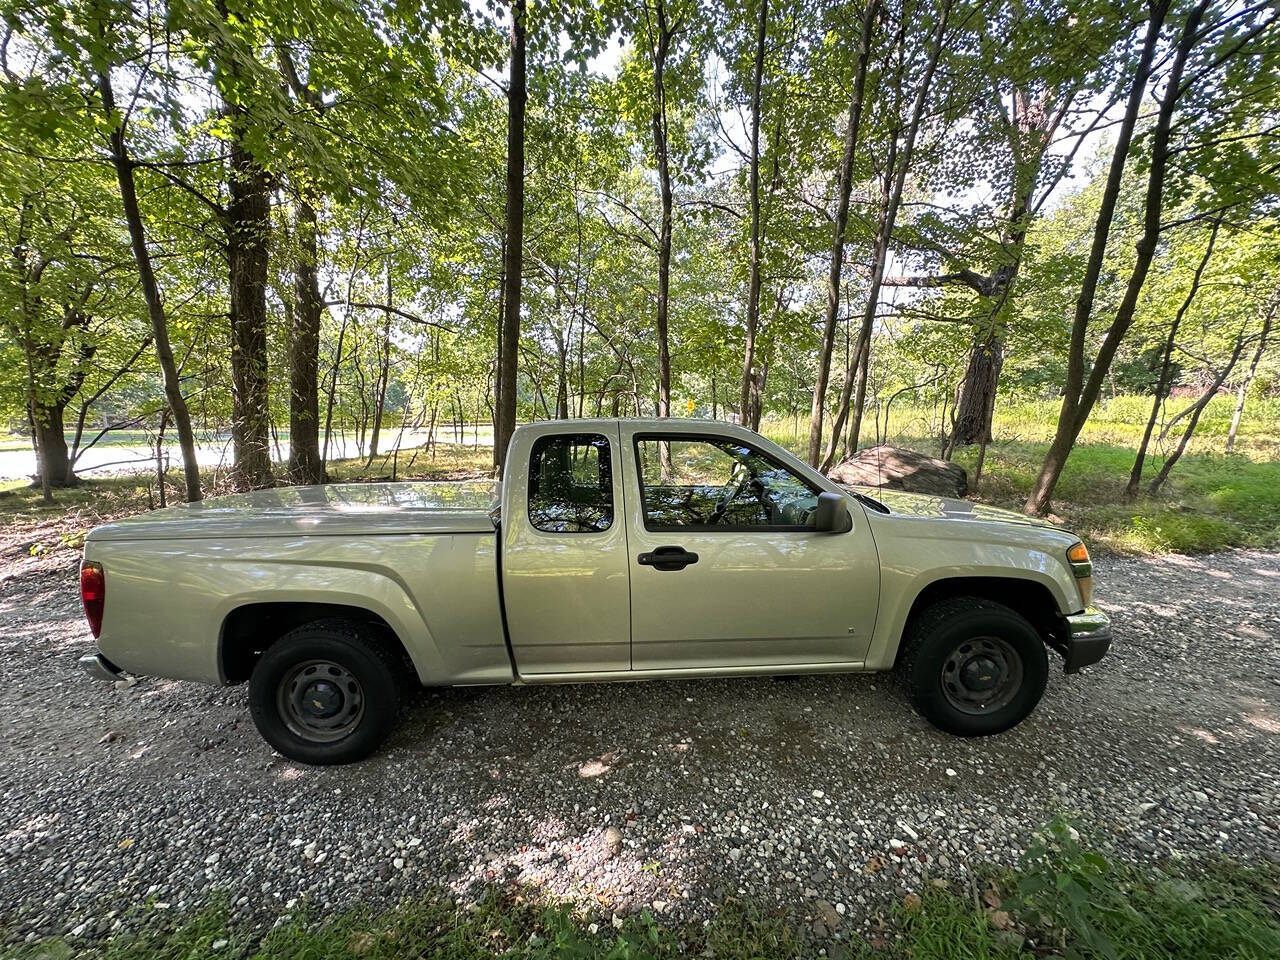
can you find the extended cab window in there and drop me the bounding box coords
[634,436,820,529]
[528,434,614,533]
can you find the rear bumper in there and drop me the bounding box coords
[1060,607,1112,673]
[78,652,125,682]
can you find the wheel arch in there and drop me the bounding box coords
[894,575,1063,667]
[219,601,413,685]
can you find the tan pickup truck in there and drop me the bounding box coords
[78,419,1111,764]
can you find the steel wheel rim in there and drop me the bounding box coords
[277,659,364,743]
[941,635,1023,716]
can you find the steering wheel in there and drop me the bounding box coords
[709,464,754,525]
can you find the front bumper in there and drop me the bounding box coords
[78,652,125,682]
[1060,607,1112,673]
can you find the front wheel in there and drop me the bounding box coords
[897,597,1048,736]
[248,619,402,765]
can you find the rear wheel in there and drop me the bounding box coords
[897,596,1048,736]
[248,619,402,765]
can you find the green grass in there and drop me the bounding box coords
[10,834,1280,959]
[759,398,1280,555]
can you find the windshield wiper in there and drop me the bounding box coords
[850,489,890,514]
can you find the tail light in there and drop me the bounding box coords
[80,561,105,638]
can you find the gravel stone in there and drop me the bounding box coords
[1,549,1278,943]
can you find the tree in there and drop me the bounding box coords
[496,0,527,474]
[1025,0,1275,514]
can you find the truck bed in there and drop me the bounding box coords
[86,481,499,541]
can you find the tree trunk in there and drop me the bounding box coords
[1226,298,1273,453]
[226,140,273,490]
[495,0,526,475]
[845,3,950,457]
[739,0,768,429]
[30,399,71,489]
[807,0,878,466]
[952,338,1003,445]
[289,198,325,483]
[97,63,202,502]
[1126,217,1220,498]
[1026,1,1189,515]
[1149,324,1251,494]
[650,0,676,420]
[367,267,393,463]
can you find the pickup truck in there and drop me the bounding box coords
[77,419,1111,764]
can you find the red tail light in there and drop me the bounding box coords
[80,561,105,638]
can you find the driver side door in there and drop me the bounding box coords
[623,429,880,671]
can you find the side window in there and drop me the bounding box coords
[528,434,614,533]
[635,437,820,529]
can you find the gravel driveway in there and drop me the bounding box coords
[2,549,1278,945]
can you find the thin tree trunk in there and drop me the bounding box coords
[807,0,878,466]
[367,266,393,463]
[289,198,325,483]
[155,409,169,509]
[1149,325,1251,494]
[97,63,201,502]
[1025,1,1185,515]
[845,2,950,459]
[1226,298,1273,453]
[649,0,677,420]
[739,0,768,428]
[1126,217,1220,498]
[495,0,526,475]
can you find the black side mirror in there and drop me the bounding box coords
[814,491,853,533]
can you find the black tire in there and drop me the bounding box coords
[248,618,403,765]
[897,596,1048,736]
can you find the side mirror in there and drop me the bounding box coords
[814,491,853,533]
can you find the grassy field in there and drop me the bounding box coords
[11,827,1280,959]
[760,393,1280,555]
[2,394,1278,556]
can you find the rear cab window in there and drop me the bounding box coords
[527,433,614,533]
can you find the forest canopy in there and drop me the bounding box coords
[1,0,1277,516]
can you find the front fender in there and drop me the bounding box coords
[863,518,1081,670]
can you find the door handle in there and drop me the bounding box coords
[637,545,699,571]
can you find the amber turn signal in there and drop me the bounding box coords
[1066,542,1090,566]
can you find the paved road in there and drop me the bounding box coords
[0,548,1277,946]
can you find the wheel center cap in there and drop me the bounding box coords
[961,655,1000,691]
[303,680,343,718]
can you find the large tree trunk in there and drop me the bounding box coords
[97,64,202,502]
[495,0,526,475]
[952,338,1003,445]
[30,399,71,489]
[651,0,675,420]
[1226,297,1273,453]
[1126,217,1220,498]
[1026,1,1195,515]
[226,138,274,490]
[288,198,325,483]
[739,0,768,429]
[807,0,878,466]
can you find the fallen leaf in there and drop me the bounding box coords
[988,909,1011,930]
[903,894,922,912]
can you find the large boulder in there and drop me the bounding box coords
[828,445,967,498]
